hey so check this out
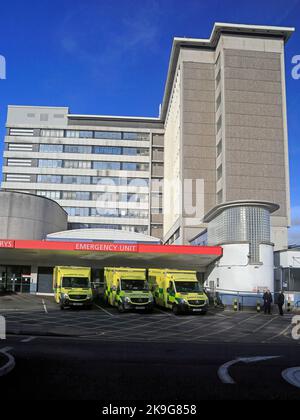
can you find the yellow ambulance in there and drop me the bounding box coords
[104,267,154,313]
[148,269,208,315]
[53,266,93,310]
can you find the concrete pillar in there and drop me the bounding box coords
[30,265,38,294]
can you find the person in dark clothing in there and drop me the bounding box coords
[263,289,273,314]
[277,291,285,316]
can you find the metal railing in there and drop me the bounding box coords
[206,288,300,311]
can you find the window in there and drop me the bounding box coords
[217,141,222,157]
[90,208,148,218]
[92,177,126,186]
[217,165,222,181]
[216,69,221,85]
[93,146,149,156]
[65,131,93,138]
[217,115,222,133]
[94,131,122,140]
[62,191,90,200]
[216,92,222,111]
[93,162,121,170]
[128,178,149,187]
[151,208,163,214]
[41,129,64,137]
[64,207,90,217]
[79,131,93,138]
[68,223,148,233]
[90,208,119,217]
[92,162,149,171]
[64,145,92,154]
[37,175,62,183]
[93,146,122,155]
[122,162,149,171]
[64,160,91,169]
[122,163,138,171]
[91,177,149,186]
[122,147,149,156]
[63,176,91,184]
[91,192,148,202]
[37,191,61,200]
[123,132,149,141]
[127,209,148,218]
[39,159,63,168]
[39,144,63,153]
[217,189,223,204]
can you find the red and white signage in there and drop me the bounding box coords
[0,240,15,248]
[74,242,138,253]
[0,238,222,257]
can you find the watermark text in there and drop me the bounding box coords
[292,315,300,340]
[292,55,300,80]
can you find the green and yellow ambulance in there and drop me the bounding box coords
[104,267,154,313]
[148,269,208,315]
[53,266,93,310]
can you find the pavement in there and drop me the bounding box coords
[0,294,299,401]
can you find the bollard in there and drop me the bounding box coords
[256,300,261,313]
[233,298,238,312]
[214,297,218,308]
[287,299,291,313]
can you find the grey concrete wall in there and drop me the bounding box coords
[0,191,68,240]
[223,49,287,218]
[7,106,69,127]
[182,61,216,216]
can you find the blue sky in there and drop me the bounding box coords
[0,0,299,243]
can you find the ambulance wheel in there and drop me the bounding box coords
[118,303,125,313]
[172,305,180,315]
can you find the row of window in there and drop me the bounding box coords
[37,190,150,202]
[10,128,150,141]
[38,144,149,156]
[36,175,149,186]
[38,159,149,171]
[64,207,149,219]
[68,223,149,234]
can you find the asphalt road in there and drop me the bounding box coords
[0,336,300,400]
[0,294,299,401]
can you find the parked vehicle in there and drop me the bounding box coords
[104,267,154,313]
[148,269,208,315]
[53,266,93,310]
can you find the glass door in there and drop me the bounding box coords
[0,266,31,293]
[0,266,7,291]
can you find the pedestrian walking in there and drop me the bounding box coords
[263,289,273,314]
[277,291,285,316]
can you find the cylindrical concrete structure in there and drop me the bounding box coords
[0,191,68,240]
[204,201,279,304]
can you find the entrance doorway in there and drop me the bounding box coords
[0,265,31,293]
